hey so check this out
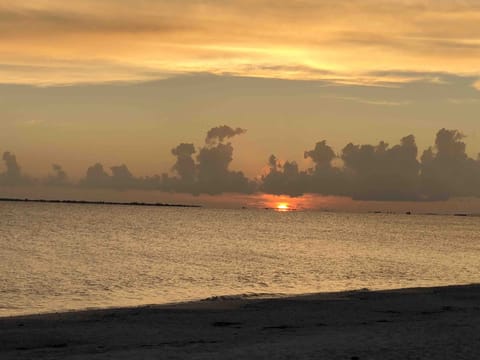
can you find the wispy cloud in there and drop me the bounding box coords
[318,95,411,107]
[448,98,480,104]
[2,1,480,85]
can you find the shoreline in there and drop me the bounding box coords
[1,283,479,359]
[1,283,477,319]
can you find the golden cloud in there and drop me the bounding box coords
[1,0,480,85]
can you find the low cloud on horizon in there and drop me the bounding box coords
[2,125,480,202]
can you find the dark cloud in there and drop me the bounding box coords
[341,135,420,200]
[171,143,196,184]
[0,151,29,186]
[196,141,254,195]
[261,134,422,200]
[197,126,254,194]
[2,127,480,202]
[80,163,142,189]
[45,164,69,187]
[110,164,137,189]
[167,126,254,195]
[299,130,477,202]
[304,141,346,196]
[260,156,308,197]
[420,129,480,200]
[81,163,111,188]
[304,140,335,169]
[73,126,253,195]
[205,125,246,145]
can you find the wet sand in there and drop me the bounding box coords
[1,284,479,359]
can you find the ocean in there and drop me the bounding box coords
[1,201,479,317]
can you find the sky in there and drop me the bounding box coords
[1,0,480,210]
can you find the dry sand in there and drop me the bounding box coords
[1,284,479,359]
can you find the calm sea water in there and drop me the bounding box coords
[1,202,479,317]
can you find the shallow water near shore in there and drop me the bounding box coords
[1,201,479,317]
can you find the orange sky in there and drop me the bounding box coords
[1,1,480,85]
[1,1,480,210]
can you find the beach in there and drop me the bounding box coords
[1,284,479,359]
[4,3,480,359]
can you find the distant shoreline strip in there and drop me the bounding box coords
[0,198,201,208]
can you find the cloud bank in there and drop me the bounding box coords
[2,126,480,202]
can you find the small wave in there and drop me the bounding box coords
[0,305,20,310]
[201,292,286,302]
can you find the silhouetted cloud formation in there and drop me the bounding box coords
[81,163,111,188]
[304,141,346,196]
[205,125,246,145]
[420,129,480,200]
[110,164,137,188]
[304,140,336,169]
[167,125,254,195]
[171,143,196,185]
[45,164,69,187]
[0,151,30,186]
[195,142,253,195]
[2,127,480,201]
[341,135,420,200]
[260,155,308,197]
[260,140,345,198]
[81,163,142,189]
[261,129,479,200]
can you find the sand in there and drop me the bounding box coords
[1,284,479,359]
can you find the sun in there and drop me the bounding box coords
[261,195,300,211]
[276,203,290,211]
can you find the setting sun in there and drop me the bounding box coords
[276,203,290,211]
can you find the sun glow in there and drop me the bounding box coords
[276,203,290,211]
